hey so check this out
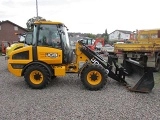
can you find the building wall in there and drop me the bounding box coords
[0,22,27,45]
[109,30,131,42]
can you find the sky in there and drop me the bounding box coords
[0,0,160,34]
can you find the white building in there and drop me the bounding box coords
[109,30,133,42]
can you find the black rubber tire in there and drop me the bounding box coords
[51,75,57,80]
[81,64,108,90]
[24,64,50,89]
[154,59,160,72]
[139,55,148,67]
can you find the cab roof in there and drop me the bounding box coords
[34,20,64,25]
[139,28,160,32]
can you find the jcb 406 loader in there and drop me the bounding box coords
[7,20,154,93]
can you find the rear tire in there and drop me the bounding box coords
[24,64,50,89]
[51,75,57,80]
[81,64,108,90]
[154,59,160,72]
[139,55,148,67]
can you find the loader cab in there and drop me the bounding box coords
[32,22,73,63]
[137,29,160,44]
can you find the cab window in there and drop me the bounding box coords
[38,25,61,48]
[140,34,148,39]
[25,33,33,45]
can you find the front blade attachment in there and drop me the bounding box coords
[123,59,154,93]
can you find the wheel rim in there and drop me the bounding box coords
[87,70,102,85]
[30,70,43,84]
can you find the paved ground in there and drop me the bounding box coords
[0,56,160,120]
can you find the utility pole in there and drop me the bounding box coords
[36,0,38,20]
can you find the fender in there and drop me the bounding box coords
[22,61,53,76]
[78,61,91,76]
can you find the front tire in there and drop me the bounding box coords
[81,64,108,90]
[24,64,51,89]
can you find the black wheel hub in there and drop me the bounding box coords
[90,73,98,81]
[34,73,42,80]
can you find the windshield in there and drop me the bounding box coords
[82,38,94,45]
[33,24,70,49]
[87,39,92,45]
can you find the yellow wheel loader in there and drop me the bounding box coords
[7,20,154,93]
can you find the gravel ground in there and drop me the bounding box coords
[0,56,160,120]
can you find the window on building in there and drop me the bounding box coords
[0,26,1,30]
[14,26,18,31]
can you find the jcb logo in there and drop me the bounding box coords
[91,58,99,64]
[45,53,58,58]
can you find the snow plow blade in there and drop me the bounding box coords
[123,59,154,93]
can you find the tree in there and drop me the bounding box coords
[102,29,109,44]
[118,33,121,40]
[26,16,46,31]
[86,33,96,39]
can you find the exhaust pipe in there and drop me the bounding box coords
[123,59,154,93]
